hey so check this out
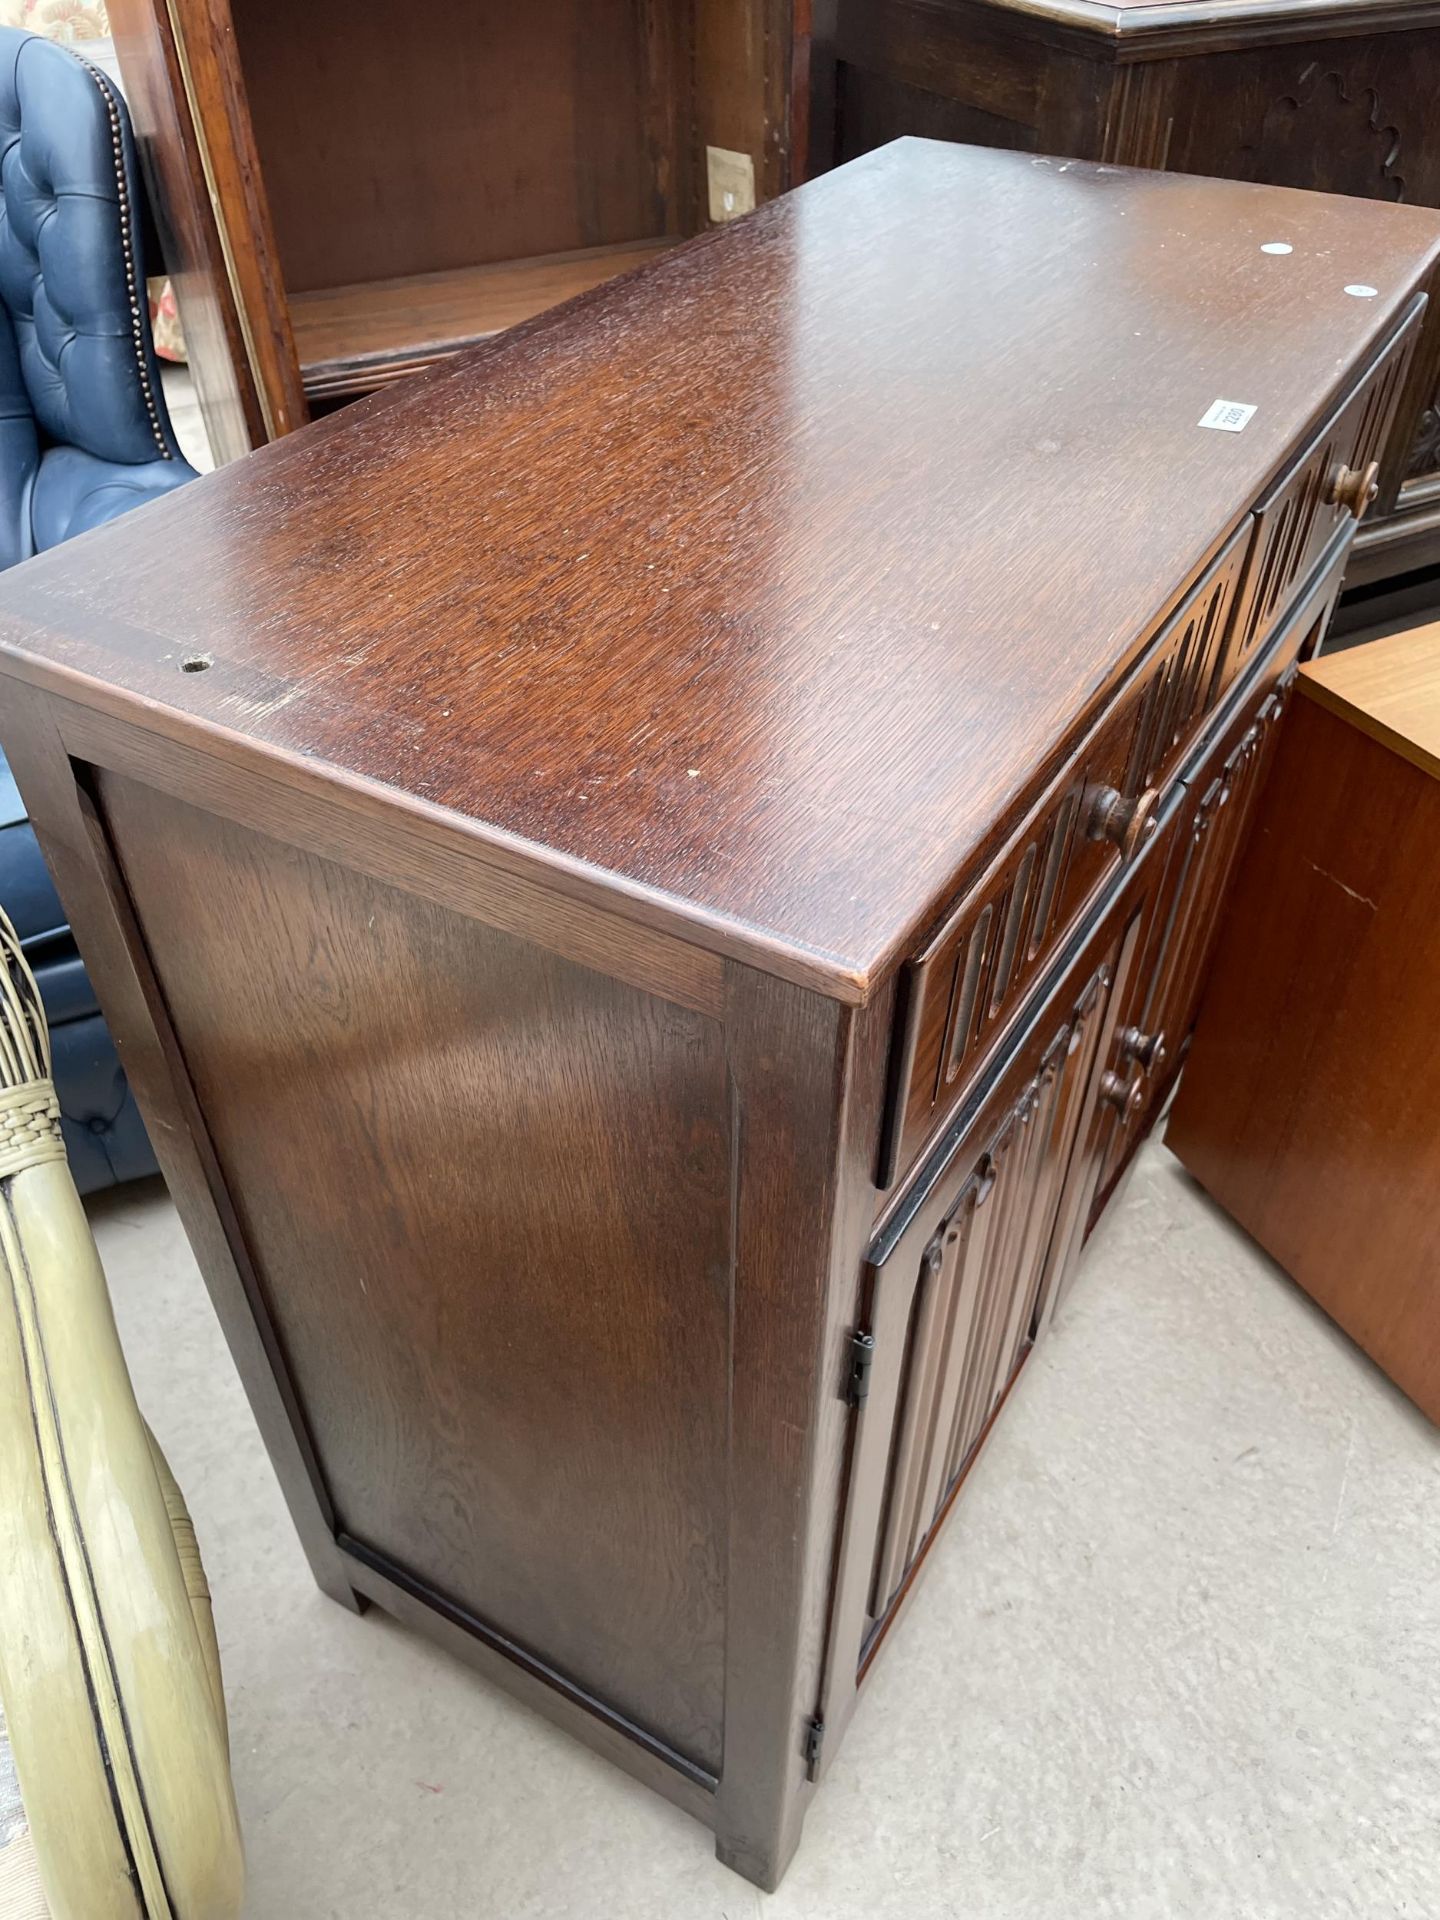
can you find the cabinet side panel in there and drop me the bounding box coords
[97,770,731,1774]
[1169,701,1440,1423]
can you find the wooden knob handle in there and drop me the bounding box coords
[973,1154,998,1206]
[1118,1026,1167,1072]
[1328,459,1380,520]
[1082,784,1159,858]
[1099,1069,1144,1116]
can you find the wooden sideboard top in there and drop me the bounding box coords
[966,0,1440,50]
[2,140,1438,1001]
[1303,623,1440,781]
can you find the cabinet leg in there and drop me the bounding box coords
[318,1577,367,1616]
[302,1538,366,1615]
[713,1803,806,1893]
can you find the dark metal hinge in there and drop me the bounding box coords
[846,1330,876,1410]
[804,1716,826,1780]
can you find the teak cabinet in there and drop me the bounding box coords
[1,145,1436,1890]
[810,0,1440,593]
[108,0,809,459]
[1169,623,1440,1426]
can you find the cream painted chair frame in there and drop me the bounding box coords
[0,909,243,1919]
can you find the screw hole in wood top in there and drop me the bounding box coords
[180,653,213,673]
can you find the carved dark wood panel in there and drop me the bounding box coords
[886,520,1258,1192]
[1405,370,1440,480]
[1160,36,1440,209]
[1227,308,1419,680]
[864,961,1112,1641]
[889,722,1127,1184]
[1253,69,1404,202]
[1128,524,1250,793]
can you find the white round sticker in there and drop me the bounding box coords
[1260,242,1292,255]
[1344,284,1379,298]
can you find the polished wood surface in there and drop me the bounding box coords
[290,240,676,401]
[1302,614,1440,774]
[2,147,1434,1889]
[1168,644,1440,1425]
[927,0,1440,34]
[2,143,1434,997]
[813,0,1440,590]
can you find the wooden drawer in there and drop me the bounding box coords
[1217,299,1422,696]
[1086,532,1347,1218]
[879,523,1252,1191]
[1124,519,1251,796]
[877,296,1405,1202]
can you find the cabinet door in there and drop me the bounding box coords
[817,889,1150,1757]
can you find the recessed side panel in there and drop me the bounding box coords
[95,769,732,1776]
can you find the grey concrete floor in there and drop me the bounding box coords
[91,1138,1440,1919]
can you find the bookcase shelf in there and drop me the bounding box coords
[291,239,676,401]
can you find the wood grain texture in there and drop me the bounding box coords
[104,0,797,419]
[829,0,1110,165]
[230,0,673,293]
[138,0,307,442]
[107,0,266,460]
[339,1543,718,1819]
[0,685,358,1609]
[1,142,1435,1000]
[48,695,743,1017]
[0,139,1429,1894]
[820,4,1440,584]
[1089,530,1343,1214]
[821,875,1148,1764]
[693,0,799,217]
[1168,683,1440,1424]
[1302,614,1440,775]
[923,0,1440,52]
[289,240,677,402]
[96,769,735,1771]
[709,966,891,1887]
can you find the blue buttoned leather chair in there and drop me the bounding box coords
[0,28,201,1190]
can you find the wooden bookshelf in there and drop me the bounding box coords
[290,239,676,402]
[111,0,804,450]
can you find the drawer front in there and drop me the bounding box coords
[884,708,1131,1187]
[881,525,1251,1191]
[1086,537,1346,1217]
[1218,299,1421,696]
[878,311,1417,1201]
[1125,519,1251,796]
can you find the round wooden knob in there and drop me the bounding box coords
[1328,459,1380,520]
[1082,784,1159,858]
[1118,1026,1167,1072]
[1099,1069,1144,1116]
